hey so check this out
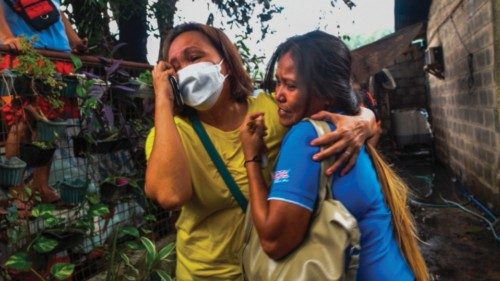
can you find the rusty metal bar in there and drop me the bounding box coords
[0,45,153,71]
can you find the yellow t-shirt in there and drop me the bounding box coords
[145,92,286,280]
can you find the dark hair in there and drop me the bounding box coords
[263,30,359,115]
[162,23,253,115]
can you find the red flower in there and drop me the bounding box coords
[1,99,28,126]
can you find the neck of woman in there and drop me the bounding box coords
[198,89,248,132]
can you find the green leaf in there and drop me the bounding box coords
[155,270,173,281]
[120,253,139,276]
[50,263,75,280]
[140,236,156,268]
[33,235,58,253]
[4,252,32,271]
[76,84,86,98]
[44,216,63,227]
[86,192,100,205]
[125,241,141,251]
[89,203,110,217]
[144,214,156,222]
[120,226,140,238]
[31,203,55,218]
[24,186,32,197]
[158,242,175,260]
[69,54,83,71]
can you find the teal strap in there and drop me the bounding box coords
[189,115,248,212]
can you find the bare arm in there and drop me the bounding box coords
[145,61,192,209]
[310,107,376,175]
[240,113,311,260]
[60,12,87,53]
[0,4,21,49]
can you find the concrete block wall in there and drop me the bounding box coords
[427,0,499,211]
[387,43,428,109]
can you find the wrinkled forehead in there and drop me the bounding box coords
[166,31,216,59]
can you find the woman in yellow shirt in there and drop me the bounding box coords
[145,23,376,280]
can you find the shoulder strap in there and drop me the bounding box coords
[305,119,335,201]
[189,115,248,212]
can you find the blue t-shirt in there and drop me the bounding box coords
[1,0,70,52]
[269,120,414,281]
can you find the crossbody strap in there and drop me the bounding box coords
[305,119,335,201]
[189,115,248,212]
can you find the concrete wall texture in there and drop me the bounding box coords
[427,0,499,210]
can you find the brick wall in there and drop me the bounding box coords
[427,0,499,211]
[387,43,428,110]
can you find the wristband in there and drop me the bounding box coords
[244,155,262,165]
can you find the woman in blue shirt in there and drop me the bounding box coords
[240,30,428,281]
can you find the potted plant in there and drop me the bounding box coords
[99,176,132,204]
[55,178,87,205]
[2,202,76,280]
[73,55,137,157]
[19,141,56,167]
[0,156,27,187]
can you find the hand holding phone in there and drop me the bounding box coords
[168,76,184,107]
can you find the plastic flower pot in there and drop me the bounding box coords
[56,178,87,205]
[72,136,132,157]
[100,177,130,204]
[42,228,85,253]
[12,75,34,96]
[19,143,56,167]
[36,119,68,142]
[0,156,26,187]
[61,76,79,97]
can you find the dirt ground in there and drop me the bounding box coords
[383,142,500,281]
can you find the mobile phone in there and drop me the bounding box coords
[168,76,183,107]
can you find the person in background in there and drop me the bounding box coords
[239,30,428,281]
[145,22,377,280]
[0,0,86,205]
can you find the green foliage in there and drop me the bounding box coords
[50,263,75,280]
[32,235,58,253]
[137,70,153,86]
[13,37,66,109]
[342,28,393,50]
[4,252,32,271]
[234,34,264,81]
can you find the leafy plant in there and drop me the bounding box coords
[12,37,66,110]
[104,226,175,281]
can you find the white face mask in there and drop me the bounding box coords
[177,60,226,111]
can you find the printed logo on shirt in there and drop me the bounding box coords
[272,169,290,183]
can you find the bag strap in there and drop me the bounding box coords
[305,119,335,201]
[189,115,248,212]
[307,119,361,278]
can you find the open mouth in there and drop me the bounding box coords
[278,107,289,114]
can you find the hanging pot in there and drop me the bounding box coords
[19,143,56,167]
[36,119,68,142]
[56,178,87,205]
[0,156,26,187]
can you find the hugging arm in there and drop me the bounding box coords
[145,62,192,209]
[310,107,376,175]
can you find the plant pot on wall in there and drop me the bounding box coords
[72,136,132,157]
[0,156,26,187]
[56,178,87,205]
[19,143,56,167]
[100,177,131,204]
[36,119,68,142]
[61,76,79,98]
[42,228,85,253]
